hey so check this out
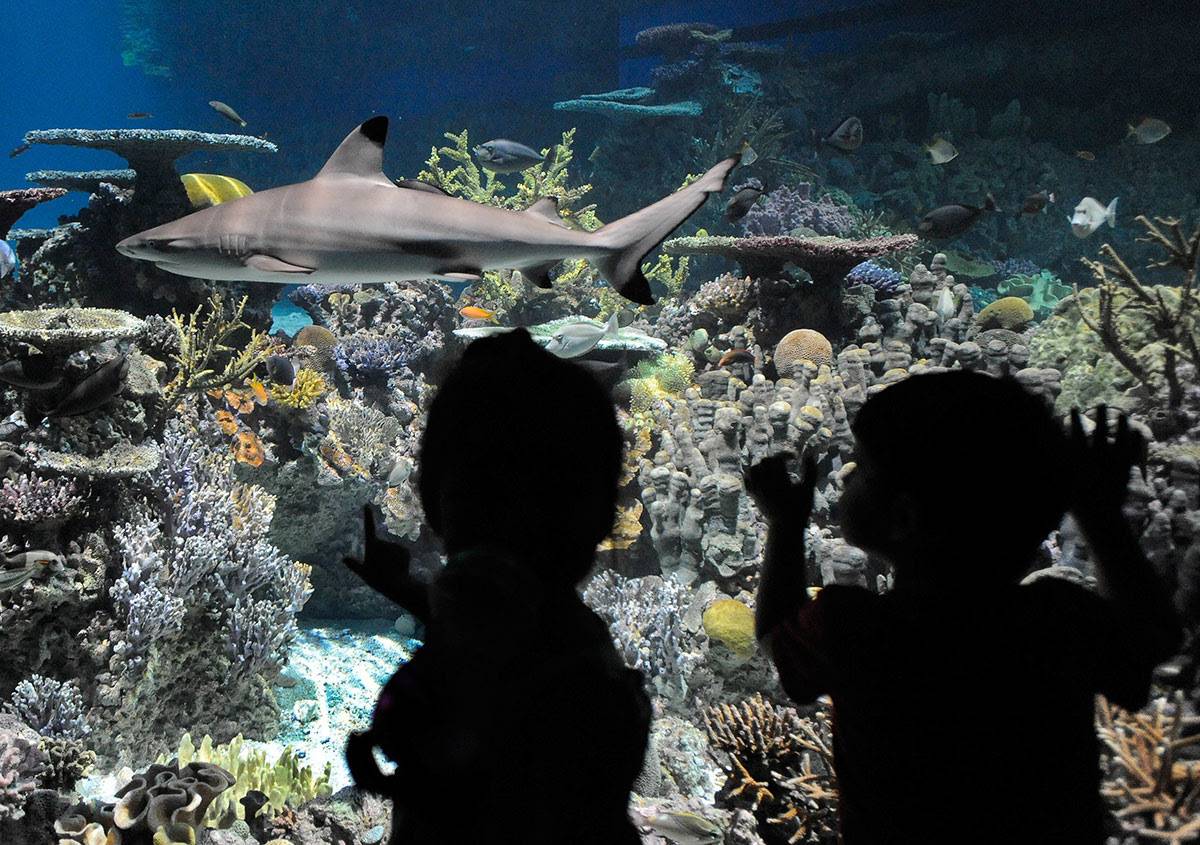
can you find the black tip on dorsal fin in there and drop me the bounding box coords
[360,116,388,145]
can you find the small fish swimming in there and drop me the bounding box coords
[0,240,16,280]
[0,355,62,391]
[1070,196,1118,238]
[717,348,755,368]
[724,180,764,222]
[265,354,295,386]
[8,143,29,159]
[127,112,153,120]
[0,551,62,592]
[1016,189,1056,217]
[817,116,863,152]
[544,313,620,359]
[1074,150,1095,161]
[924,137,958,165]
[471,139,545,173]
[1127,117,1171,145]
[459,305,498,322]
[46,355,129,418]
[386,456,414,487]
[209,100,247,127]
[918,194,999,239]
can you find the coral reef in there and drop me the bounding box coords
[0,189,69,239]
[740,184,855,238]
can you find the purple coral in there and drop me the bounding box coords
[333,336,413,388]
[990,257,1040,277]
[847,261,904,295]
[0,474,83,525]
[0,714,46,820]
[741,184,855,237]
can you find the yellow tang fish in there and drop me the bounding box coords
[181,173,253,209]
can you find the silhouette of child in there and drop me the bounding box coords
[343,329,649,844]
[746,371,1180,844]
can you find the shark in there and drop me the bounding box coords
[116,116,741,305]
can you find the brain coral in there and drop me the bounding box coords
[773,328,834,374]
[702,598,756,658]
[976,296,1034,331]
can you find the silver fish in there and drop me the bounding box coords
[544,313,619,359]
[1069,196,1118,238]
[209,100,247,127]
[924,136,958,165]
[0,241,15,280]
[641,810,724,845]
[471,139,545,173]
[820,116,863,152]
[116,117,740,305]
[1127,117,1170,145]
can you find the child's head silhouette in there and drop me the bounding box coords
[418,329,623,585]
[840,370,1068,587]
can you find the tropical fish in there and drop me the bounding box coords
[459,305,498,322]
[209,100,247,127]
[471,139,545,173]
[127,112,153,119]
[265,354,296,385]
[640,810,724,845]
[717,348,755,367]
[232,430,265,467]
[818,116,863,152]
[723,180,764,222]
[181,173,253,209]
[0,355,62,391]
[924,137,958,165]
[393,178,450,196]
[1070,196,1118,238]
[247,378,270,405]
[8,143,29,159]
[1127,117,1171,145]
[917,195,999,239]
[0,240,16,280]
[116,116,741,305]
[1016,190,1056,217]
[0,552,61,592]
[1074,150,1095,161]
[544,313,620,359]
[386,456,414,487]
[46,355,129,418]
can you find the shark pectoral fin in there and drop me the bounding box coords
[244,254,316,274]
[436,269,483,282]
[523,196,568,228]
[517,261,559,289]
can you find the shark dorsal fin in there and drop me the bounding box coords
[316,116,389,181]
[524,196,568,228]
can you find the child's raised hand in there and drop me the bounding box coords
[344,506,413,600]
[1067,406,1146,530]
[745,453,817,525]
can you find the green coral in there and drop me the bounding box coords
[975,296,1034,330]
[626,352,695,414]
[166,294,272,402]
[418,128,598,228]
[997,270,1072,319]
[159,732,332,825]
[702,598,756,658]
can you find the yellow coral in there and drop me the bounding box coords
[976,296,1035,330]
[270,368,328,409]
[599,500,644,551]
[703,598,756,658]
[774,329,834,374]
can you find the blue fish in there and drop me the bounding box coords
[0,241,16,280]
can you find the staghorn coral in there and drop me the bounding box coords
[269,369,328,410]
[6,676,88,741]
[158,732,332,825]
[582,571,700,707]
[1076,214,1199,430]
[705,694,837,844]
[165,294,272,401]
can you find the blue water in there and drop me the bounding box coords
[270,289,313,336]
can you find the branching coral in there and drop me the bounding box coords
[165,294,273,401]
[1097,695,1200,843]
[741,184,855,238]
[332,337,412,388]
[0,474,84,526]
[6,676,89,741]
[1077,215,1200,428]
[705,694,837,844]
[269,368,329,410]
[0,714,46,821]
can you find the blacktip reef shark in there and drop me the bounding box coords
[116,116,741,305]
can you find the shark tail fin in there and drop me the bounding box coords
[594,154,741,305]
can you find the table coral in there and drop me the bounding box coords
[0,188,69,239]
[0,307,145,352]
